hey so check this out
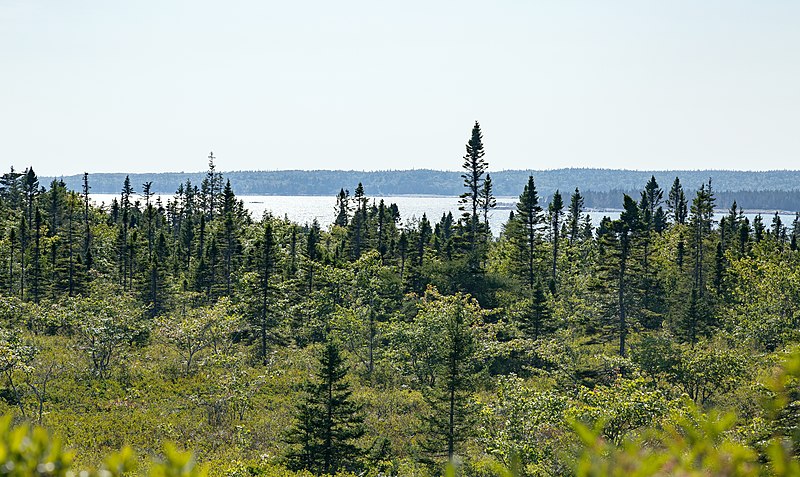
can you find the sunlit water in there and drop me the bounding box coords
[91,194,797,236]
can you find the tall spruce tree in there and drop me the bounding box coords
[666,177,688,225]
[689,180,716,296]
[22,167,39,230]
[548,190,564,293]
[420,290,481,462]
[519,279,551,339]
[285,340,364,475]
[458,121,487,252]
[306,219,321,293]
[512,176,543,290]
[480,173,496,233]
[82,172,92,270]
[334,188,350,227]
[594,196,642,357]
[255,222,277,364]
[639,176,666,328]
[567,187,584,245]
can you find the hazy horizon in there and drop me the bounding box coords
[3,1,799,176]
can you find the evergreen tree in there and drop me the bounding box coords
[689,181,715,295]
[334,188,350,227]
[147,230,169,316]
[348,183,368,259]
[201,152,223,220]
[666,177,688,225]
[772,212,786,243]
[221,180,239,296]
[458,121,487,252]
[420,290,481,462]
[594,196,641,357]
[18,215,26,299]
[306,220,321,293]
[480,173,496,234]
[753,214,765,242]
[398,230,408,280]
[255,222,278,364]
[639,177,666,328]
[285,340,364,475]
[548,190,564,293]
[32,208,42,303]
[408,214,432,293]
[640,176,664,228]
[511,176,543,290]
[0,167,23,210]
[22,167,39,230]
[738,218,751,256]
[567,187,584,245]
[518,279,551,339]
[82,172,92,270]
[121,175,133,216]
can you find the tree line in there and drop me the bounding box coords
[43,169,800,212]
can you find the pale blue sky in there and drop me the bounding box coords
[1,1,798,175]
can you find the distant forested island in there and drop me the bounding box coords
[44,168,800,211]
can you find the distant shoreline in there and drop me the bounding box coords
[54,169,800,212]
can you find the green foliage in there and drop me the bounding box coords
[479,375,569,475]
[418,288,485,462]
[284,341,364,475]
[0,415,209,477]
[3,163,800,476]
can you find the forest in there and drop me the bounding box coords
[1,122,799,477]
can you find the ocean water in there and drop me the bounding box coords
[90,194,796,236]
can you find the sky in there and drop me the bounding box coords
[1,1,799,176]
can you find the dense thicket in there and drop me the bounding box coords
[2,137,800,476]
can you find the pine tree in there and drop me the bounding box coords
[285,340,364,475]
[221,180,238,296]
[666,177,688,225]
[640,176,664,228]
[512,176,543,290]
[593,196,642,357]
[548,190,564,293]
[420,290,481,462]
[18,215,26,299]
[738,218,751,256]
[639,177,666,328]
[753,214,765,242]
[407,214,432,293]
[398,230,408,280]
[689,180,715,296]
[32,208,42,303]
[82,172,92,271]
[458,121,487,252]
[349,183,368,259]
[334,188,349,227]
[121,175,133,216]
[772,212,786,244]
[201,152,223,220]
[147,230,169,316]
[0,167,23,210]
[480,173,496,234]
[306,220,321,293]
[255,222,277,364]
[567,187,584,245]
[8,227,15,295]
[519,279,551,339]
